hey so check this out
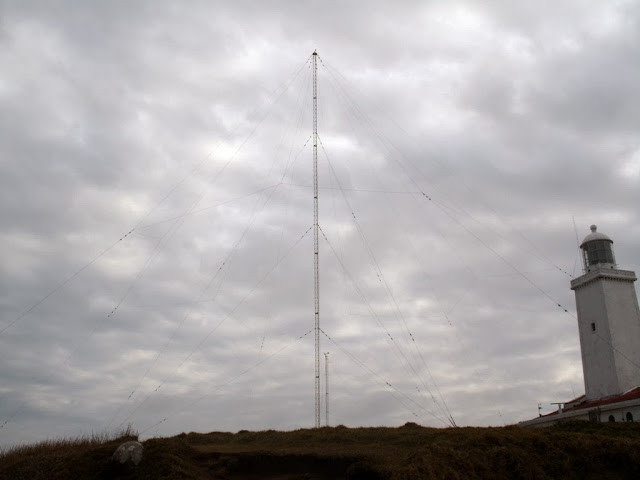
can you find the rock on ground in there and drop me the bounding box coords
[112,440,144,466]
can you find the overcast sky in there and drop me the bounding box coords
[2,0,640,447]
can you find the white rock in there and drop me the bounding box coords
[112,440,144,466]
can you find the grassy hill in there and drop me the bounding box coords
[2,422,640,479]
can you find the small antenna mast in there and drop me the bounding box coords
[324,351,330,426]
[312,50,321,429]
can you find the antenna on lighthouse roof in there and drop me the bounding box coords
[572,216,580,277]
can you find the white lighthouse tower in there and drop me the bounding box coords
[570,225,640,400]
[521,225,640,425]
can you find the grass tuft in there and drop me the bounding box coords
[0,424,138,460]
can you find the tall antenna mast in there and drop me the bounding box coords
[312,50,321,429]
[324,351,330,426]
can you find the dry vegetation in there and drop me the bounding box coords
[2,422,640,479]
[0,425,138,479]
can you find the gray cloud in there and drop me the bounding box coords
[2,0,640,447]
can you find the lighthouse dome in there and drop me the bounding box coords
[580,225,616,270]
[580,225,613,248]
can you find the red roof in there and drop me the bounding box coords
[541,387,640,417]
[564,393,586,405]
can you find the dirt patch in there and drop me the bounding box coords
[201,452,382,479]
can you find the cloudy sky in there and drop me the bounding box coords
[2,0,640,447]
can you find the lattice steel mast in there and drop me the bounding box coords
[312,51,321,429]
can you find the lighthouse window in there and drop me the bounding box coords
[584,241,615,266]
[591,323,596,332]
[608,415,615,422]
[627,412,634,422]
